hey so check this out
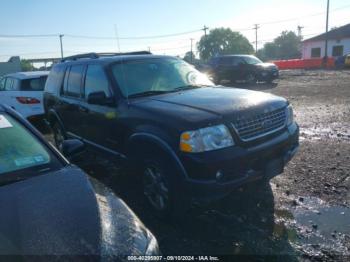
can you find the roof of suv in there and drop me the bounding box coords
[5,71,50,80]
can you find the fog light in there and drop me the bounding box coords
[216,170,224,180]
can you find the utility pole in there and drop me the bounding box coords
[324,0,330,66]
[148,46,151,53]
[254,24,260,54]
[202,25,209,37]
[297,25,304,39]
[190,38,194,64]
[59,34,64,59]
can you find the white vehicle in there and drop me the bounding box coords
[0,71,49,120]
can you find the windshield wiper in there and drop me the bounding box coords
[173,84,205,91]
[128,90,169,98]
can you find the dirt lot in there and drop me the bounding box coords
[42,69,350,261]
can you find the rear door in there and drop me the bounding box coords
[79,64,118,151]
[58,64,85,138]
[16,76,47,117]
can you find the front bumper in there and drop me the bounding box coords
[258,70,279,81]
[180,123,299,203]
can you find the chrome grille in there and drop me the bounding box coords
[232,108,286,141]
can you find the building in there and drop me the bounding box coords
[0,56,21,77]
[302,23,350,59]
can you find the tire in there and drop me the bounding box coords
[142,152,189,219]
[52,122,66,150]
[245,73,256,84]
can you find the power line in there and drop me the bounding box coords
[65,29,202,40]
[0,34,58,38]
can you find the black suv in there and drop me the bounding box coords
[44,52,298,216]
[208,55,279,84]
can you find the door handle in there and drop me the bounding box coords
[79,106,89,113]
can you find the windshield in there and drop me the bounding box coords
[111,58,213,97]
[0,113,62,182]
[242,56,263,65]
[20,76,48,91]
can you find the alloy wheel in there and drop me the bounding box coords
[143,165,169,211]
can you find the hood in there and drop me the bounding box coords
[256,62,277,69]
[0,166,156,256]
[131,87,287,128]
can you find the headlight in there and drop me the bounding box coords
[286,105,294,126]
[180,124,234,153]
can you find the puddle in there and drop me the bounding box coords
[300,127,350,142]
[275,196,350,256]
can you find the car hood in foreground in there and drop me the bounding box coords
[0,166,156,256]
[131,87,287,128]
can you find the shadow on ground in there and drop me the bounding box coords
[80,158,298,260]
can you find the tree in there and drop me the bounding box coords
[183,51,195,64]
[197,28,254,61]
[257,31,302,61]
[21,59,35,71]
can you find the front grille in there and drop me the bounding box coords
[232,108,286,141]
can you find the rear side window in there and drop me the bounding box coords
[20,76,48,91]
[64,65,84,97]
[45,66,65,94]
[0,78,5,90]
[4,78,14,91]
[219,57,232,66]
[84,65,111,98]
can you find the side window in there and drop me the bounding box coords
[84,65,111,98]
[4,78,14,91]
[0,78,6,90]
[311,48,321,58]
[64,65,84,97]
[232,57,244,66]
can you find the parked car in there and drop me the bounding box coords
[0,104,159,256]
[44,52,299,217]
[345,54,350,67]
[207,55,279,84]
[0,71,49,121]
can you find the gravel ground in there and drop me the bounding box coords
[40,69,350,261]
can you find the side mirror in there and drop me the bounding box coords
[60,139,85,160]
[87,91,109,105]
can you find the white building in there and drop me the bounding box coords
[302,23,350,59]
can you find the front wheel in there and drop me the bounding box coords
[142,154,189,219]
[245,73,256,84]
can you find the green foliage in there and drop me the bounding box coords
[257,31,302,61]
[197,28,254,61]
[183,51,195,64]
[20,59,35,72]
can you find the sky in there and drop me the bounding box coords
[0,0,349,62]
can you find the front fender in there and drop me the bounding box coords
[127,132,188,180]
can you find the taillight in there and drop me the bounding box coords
[16,97,41,104]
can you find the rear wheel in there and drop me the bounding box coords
[52,122,66,150]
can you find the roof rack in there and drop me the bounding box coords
[61,51,152,62]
